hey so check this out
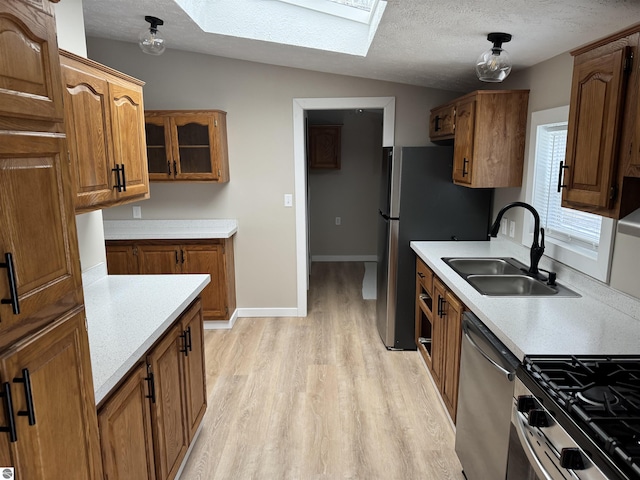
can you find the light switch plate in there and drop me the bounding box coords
[335,216,341,226]
[132,206,142,219]
[509,220,516,238]
[284,194,293,207]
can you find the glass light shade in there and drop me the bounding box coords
[139,29,166,55]
[476,47,512,82]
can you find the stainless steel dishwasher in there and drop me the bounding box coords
[455,312,520,480]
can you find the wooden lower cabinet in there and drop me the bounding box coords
[98,363,156,480]
[106,239,236,321]
[98,299,206,480]
[415,258,464,423]
[0,308,103,479]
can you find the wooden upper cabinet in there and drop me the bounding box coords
[308,125,341,169]
[452,98,475,185]
[60,51,150,213]
[0,1,64,128]
[145,110,230,182]
[563,45,629,210]
[98,363,156,480]
[0,134,82,344]
[0,309,103,479]
[429,103,455,140]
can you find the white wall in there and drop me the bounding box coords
[87,37,456,310]
[54,0,107,273]
[308,109,383,259]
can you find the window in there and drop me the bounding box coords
[524,106,615,282]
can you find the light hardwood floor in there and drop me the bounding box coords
[181,262,465,479]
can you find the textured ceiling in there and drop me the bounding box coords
[82,0,640,92]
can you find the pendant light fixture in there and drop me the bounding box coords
[476,32,512,83]
[139,16,166,56]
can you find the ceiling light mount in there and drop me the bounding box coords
[139,15,166,56]
[476,32,513,83]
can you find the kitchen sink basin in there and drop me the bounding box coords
[441,257,581,298]
[444,257,523,276]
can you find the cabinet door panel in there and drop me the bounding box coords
[138,245,180,275]
[148,325,188,480]
[430,279,446,388]
[442,292,463,423]
[0,309,102,479]
[171,115,217,180]
[146,117,172,179]
[564,47,628,208]
[99,363,156,480]
[308,125,341,169]
[180,301,206,441]
[452,99,475,185]
[61,63,116,209]
[183,244,226,319]
[106,245,139,275]
[110,83,149,199]
[0,2,64,124]
[0,134,81,332]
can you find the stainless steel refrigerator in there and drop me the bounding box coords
[376,146,492,350]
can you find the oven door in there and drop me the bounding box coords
[506,404,547,480]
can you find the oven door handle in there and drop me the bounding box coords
[513,408,556,480]
[463,328,515,381]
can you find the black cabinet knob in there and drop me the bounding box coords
[560,448,585,470]
[528,409,549,428]
[517,395,537,414]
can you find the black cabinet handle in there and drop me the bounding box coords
[13,369,35,426]
[0,382,17,442]
[145,368,155,404]
[437,296,447,317]
[186,326,192,352]
[557,161,569,192]
[417,272,425,279]
[181,249,185,264]
[434,115,441,132]
[167,160,172,175]
[173,161,177,178]
[120,164,127,192]
[180,330,189,356]
[1,252,20,315]
[112,164,121,192]
[175,250,179,265]
[462,158,469,177]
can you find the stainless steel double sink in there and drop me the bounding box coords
[442,257,580,298]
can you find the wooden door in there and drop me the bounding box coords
[308,125,341,169]
[0,308,102,479]
[171,115,217,180]
[182,244,226,319]
[441,291,463,424]
[61,61,116,210]
[147,324,188,480]
[145,116,173,179]
[180,301,206,441]
[563,46,629,209]
[0,1,64,124]
[430,278,447,388]
[109,82,149,199]
[98,363,156,480]
[453,97,475,185]
[106,244,139,275]
[0,134,82,340]
[137,245,181,275]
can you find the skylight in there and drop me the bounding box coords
[174,0,387,56]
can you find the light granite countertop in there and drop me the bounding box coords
[103,219,238,240]
[411,237,640,360]
[83,265,210,405]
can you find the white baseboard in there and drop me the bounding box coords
[311,255,377,262]
[236,307,300,318]
[203,308,238,330]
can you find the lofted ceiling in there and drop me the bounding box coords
[82,0,640,92]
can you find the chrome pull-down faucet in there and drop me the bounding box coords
[489,202,546,279]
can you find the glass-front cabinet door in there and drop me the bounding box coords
[144,110,229,182]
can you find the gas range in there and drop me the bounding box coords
[519,355,640,480]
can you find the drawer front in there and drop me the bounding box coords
[416,259,433,292]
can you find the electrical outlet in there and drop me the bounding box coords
[509,220,516,238]
[500,218,508,235]
[335,216,341,226]
[132,206,142,219]
[284,194,293,207]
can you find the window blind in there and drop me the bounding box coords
[532,123,602,249]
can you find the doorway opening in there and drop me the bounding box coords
[292,97,396,316]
